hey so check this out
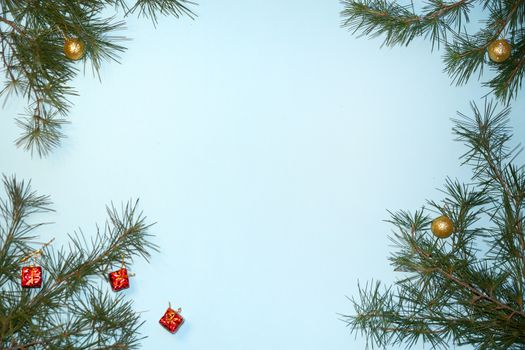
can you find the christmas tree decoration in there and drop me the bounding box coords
[430,215,454,238]
[108,267,130,292]
[0,1,196,157]
[19,238,54,288]
[63,37,86,60]
[487,39,512,63]
[344,102,525,349]
[0,176,158,349]
[20,266,42,288]
[108,257,131,292]
[159,305,185,333]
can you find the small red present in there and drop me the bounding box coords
[159,307,184,333]
[108,267,130,291]
[21,266,42,288]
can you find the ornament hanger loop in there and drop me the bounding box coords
[168,302,182,313]
[120,255,135,276]
[20,238,55,263]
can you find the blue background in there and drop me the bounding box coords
[1,1,525,349]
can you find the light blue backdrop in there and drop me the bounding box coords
[1,1,525,349]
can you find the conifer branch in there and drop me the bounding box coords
[0,16,23,34]
[345,102,525,349]
[6,339,45,350]
[410,226,525,320]
[341,0,525,102]
[0,176,158,349]
[0,1,197,157]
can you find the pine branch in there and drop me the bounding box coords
[0,1,197,157]
[0,16,23,34]
[410,228,525,320]
[345,102,525,349]
[126,0,197,23]
[341,0,473,48]
[0,176,158,349]
[0,175,53,285]
[5,339,45,350]
[341,0,525,103]
[453,101,525,286]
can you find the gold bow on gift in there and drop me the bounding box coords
[165,307,183,322]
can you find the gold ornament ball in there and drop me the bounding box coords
[64,38,85,60]
[488,39,511,63]
[431,215,454,239]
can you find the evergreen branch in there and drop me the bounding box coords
[346,281,454,348]
[25,201,156,312]
[0,0,197,156]
[0,175,53,283]
[341,0,525,102]
[489,0,525,40]
[410,232,525,319]
[444,32,487,86]
[453,102,525,284]
[405,208,524,320]
[0,26,74,155]
[14,111,68,158]
[346,103,525,348]
[127,0,197,22]
[425,0,470,21]
[0,16,23,34]
[5,339,45,350]
[0,36,17,82]
[341,0,473,48]
[0,176,158,349]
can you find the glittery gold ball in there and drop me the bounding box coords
[487,39,511,63]
[64,38,85,60]
[431,215,454,239]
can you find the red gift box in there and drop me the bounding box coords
[108,267,130,291]
[21,266,42,288]
[159,307,184,333]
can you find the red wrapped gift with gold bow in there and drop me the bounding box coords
[21,266,42,288]
[108,267,130,291]
[159,307,184,333]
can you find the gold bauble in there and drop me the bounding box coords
[431,215,454,239]
[64,38,85,60]
[487,39,511,63]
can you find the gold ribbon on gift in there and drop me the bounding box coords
[166,302,183,321]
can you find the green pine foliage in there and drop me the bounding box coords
[343,101,525,349]
[340,0,525,103]
[0,175,158,349]
[0,1,195,157]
